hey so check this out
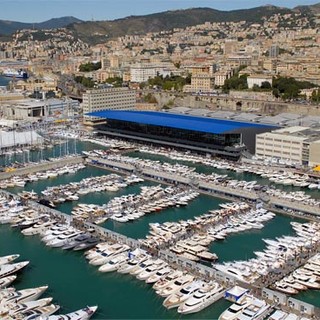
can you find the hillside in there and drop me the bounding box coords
[0,16,82,36]
[0,3,319,44]
[68,6,294,44]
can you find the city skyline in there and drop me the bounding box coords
[1,0,320,23]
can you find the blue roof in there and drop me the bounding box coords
[88,110,276,134]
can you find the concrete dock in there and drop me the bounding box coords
[0,155,84,180]
[86,156,320,219]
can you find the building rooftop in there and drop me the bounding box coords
[261,126,320,143]
[167,107,320,128]
[88,110,277,135]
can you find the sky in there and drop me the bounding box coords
[1,0,319,23]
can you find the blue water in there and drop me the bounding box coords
[0,76,10,86]
[1,141,320,319]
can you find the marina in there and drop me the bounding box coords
[0,138,320,319]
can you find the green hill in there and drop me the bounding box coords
[68,6,294,44]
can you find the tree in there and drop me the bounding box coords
[311,89,320,102]
[261,81,272,89]
[104,77,123,87]
[222,74,248,92]
[79,62,101,72]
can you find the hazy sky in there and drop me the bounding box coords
[1,0,319,22]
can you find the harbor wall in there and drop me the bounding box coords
[153,91,320,116]
[0,155,84,180]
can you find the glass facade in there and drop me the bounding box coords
[98,120,242,159]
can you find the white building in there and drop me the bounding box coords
[255,126,320,166]
[82,87,136,124]
[247,74,273,89]
[214,70,234,87]
[130,62,173,83]
[0,98,79,120]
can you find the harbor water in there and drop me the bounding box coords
[0,76,10,86]
[1,140,320,319]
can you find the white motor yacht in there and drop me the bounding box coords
[163,280,206,309]
[3,297,53,316]
[145,266,172,284]
[156,274,195,297]
[0,275,17,289]
[46,230,82,248]
[21,303,60,320]
[268,310,288,320]
[273,281,299,295]
[178,282,225,314]
[98,253,129,273]
[218,294,254,320]
[0,261,29,279]
[234,297,270,320]
[152,270,184,291]
[117,253,149,274]
[136,260,167,281]
[1,285,48,304]
[0,254,20,266]
[88,244,130,266]
[129,259,156,276]
[42,305,97,320]
[22,220,55,236]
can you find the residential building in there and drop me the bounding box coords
[187,72,214,92]
[130,62,173,83]
[82,87,136,124]
[269,44,279,58]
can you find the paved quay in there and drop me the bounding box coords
[0,155,85,180]
[86,156,320,220]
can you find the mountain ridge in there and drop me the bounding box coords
[0,16,82,36]
[0,3,318,43]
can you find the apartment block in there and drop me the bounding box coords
[82,87,136,124]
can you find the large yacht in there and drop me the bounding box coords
[156,274,195,297]
[218,294,254,320]
[163,280,206,309]
[0,275,17,289]
[0,285,48,304]
[3,297,53,317]
[21,304,60,320]
[0,261,29,279]
[152,270,184,291]
[117,251,149,274]
[42,305,97,319]
[98,253,129,272]
[0,254,20,266]
[177,282,225,314]
[88,244,130,266]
